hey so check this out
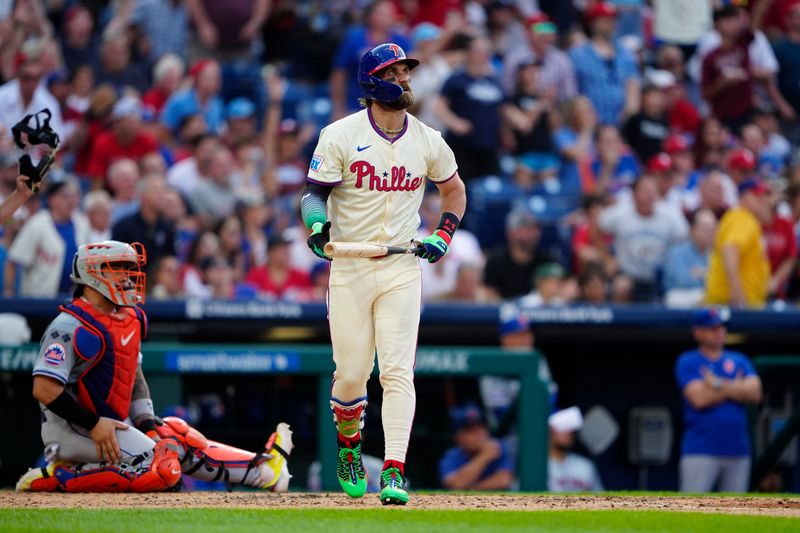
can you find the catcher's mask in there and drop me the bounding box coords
[11,108,60,192]
[71,241,147,307]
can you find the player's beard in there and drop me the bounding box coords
[380,83,414,111]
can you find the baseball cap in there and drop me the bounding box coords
[663,135,689,155]
[450,402,486,431]
[412,22,442,47]
[46,68,69,87]
[644,69,676,90]
[227,97,256,120]
[526,14,557,35]
[647,153,673,173]
[713,5,740,23]
[506,206,538,230]
[693,307,729,328]
[500,312,530,337]
[737,177,770,196]
[534,262,566,283]
[585,2,617,22]
[268,233,292,249]
[548,406,583,433]
[727,148,757,172]
[111,95,143,121]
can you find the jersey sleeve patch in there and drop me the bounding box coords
[43,343,67,367]
[309,154,324,173]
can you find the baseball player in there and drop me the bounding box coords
[300,43,467,504]
[16,240,293,492]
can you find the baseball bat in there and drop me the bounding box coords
[324,241,425,258]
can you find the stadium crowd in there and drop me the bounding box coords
[1,0,800,310]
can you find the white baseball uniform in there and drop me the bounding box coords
[308,106,457,462]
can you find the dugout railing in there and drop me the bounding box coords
[0,343,550,491]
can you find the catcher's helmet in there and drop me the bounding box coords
[71,241,147,306]
[358,43,419,103]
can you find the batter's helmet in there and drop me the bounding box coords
[358,43,419,103]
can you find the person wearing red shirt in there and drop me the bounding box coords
[572,194,615,277]
[763,192,797,299]
[86,96,159,182]
[245,235,312,301]
[701,6,756,134]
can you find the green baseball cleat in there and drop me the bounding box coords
[379,467,409,505]
[337,439,368,498]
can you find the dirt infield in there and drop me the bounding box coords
[1,492,799,516]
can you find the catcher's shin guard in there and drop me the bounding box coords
[330,396,367,438]
[155,416,293,491]
[16,440,181,493]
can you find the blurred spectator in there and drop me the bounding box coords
[142,54,186,117]
[5,178,88,297]
[675,308,762,493]
[83,189,112,243]
[684,168,734,220]
[59,4,97,74]
[161,59,225,134]
[438,402,514,491]
[87,95,159,181]
[224,97,258,150]
[167,133,220,196]
[0,56,65,140]
[519,262,570,307]
[554,96,597,195]
[503,13,576,103]
[751,109,791,177]
[485,0,527,62]
[700,6,758,134]
[664,135,695,190]
[569,2,640,125]
[418,192,484,301]
[187,0,269,61]
[572,194,616,277]
[201,255,257,300]
[653,51,702,136]
[504,59,559,185]
[407,24,468,133]
[599,175,689,301]
[188,147,238,225]
[240,193,269,269]
[150,255,185,300]
[589,125,638,196]
[436,263,493,302]
[762,186,797,300]
[111,175,177,268]
[245,234,312,301]
[622,80,670,164]
[548,407,603,492]
[772,3,800,136]
[484,207,551,300]
[309,261,330,302]
[107,158,141,225]
[693,116,731,169]
[724,147,757,190]
[131,0,190,62]
[93,29,148,94]
[329,0,411,118]
[46,68,81,144]
[663,209,717,308]
[182,230,220,298]
[577,265,609,304]
[68,64,94,114]
[436,35,505,181]
[706,178,772,308]
[161,187,198,263]
[646,153,683,212]
[215,215,246,283]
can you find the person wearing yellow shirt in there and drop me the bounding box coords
[705,178,771,308]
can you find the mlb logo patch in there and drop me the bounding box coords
[309,154,324,173]
[43,343,66,367]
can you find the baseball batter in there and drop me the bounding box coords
[300,43,467,504]
[16,240,293,493]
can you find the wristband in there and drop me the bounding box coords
[46,390,100,431]
[435,212,460,243]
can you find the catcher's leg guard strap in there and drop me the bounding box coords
[330,396,367,438]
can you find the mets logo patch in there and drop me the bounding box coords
[43,343,66,367]
[309,154,324,172]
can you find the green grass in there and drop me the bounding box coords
[1,508,796,533]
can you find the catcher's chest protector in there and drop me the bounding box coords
[61,299,146,420]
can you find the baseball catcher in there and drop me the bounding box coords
[16,240,293,492]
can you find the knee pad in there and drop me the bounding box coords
[330,396,367,438]
[154,416,209,454]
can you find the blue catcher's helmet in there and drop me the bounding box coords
[358,43,419,103]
